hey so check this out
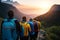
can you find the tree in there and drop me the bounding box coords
[45,26,60,40]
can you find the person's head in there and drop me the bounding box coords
[33,20,36,22]
[29,18,33,21]
[8,10,14,19]
[22,16,26,22]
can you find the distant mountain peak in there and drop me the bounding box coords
[49,4,60,12]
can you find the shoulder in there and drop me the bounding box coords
[3,18,8,22]
[26,22,30,26]
[13,18,20,24]
[26,22,29,24]
[12,18,17,21]
[12,18,18,22]
[19,21,22,25]
[28,21,33,24]
[1,19,7,25]
[37,21,41,24]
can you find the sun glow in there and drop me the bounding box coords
[36,1,52,15]
[13,0,52,16]
[39,1,51,9]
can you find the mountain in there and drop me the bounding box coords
[0,2,30,21]
[34,4,60,26]
[13,2,40,18]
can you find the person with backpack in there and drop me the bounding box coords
[1,10,21,40]
[20,16,31,40]
[36,20,41,32]
[28,18,35,40]
[33,20,41,40]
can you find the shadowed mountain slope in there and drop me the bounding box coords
[34,4,60,26]
[0,2,30,21]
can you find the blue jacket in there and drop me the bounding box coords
[2,18,18,40]
[28,21,35,35]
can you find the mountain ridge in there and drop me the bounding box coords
[0,2,31,21]
[34,4,60,26]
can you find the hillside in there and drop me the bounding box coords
[34,4,60,26]
[34,4,60,40]
[0,2,30,21]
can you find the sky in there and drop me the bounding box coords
[2,0,60,5]
[2,0,60,17]
[13,0,60,7]
[13,0,60,17]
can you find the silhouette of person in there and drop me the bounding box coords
[1,10,21,40]
[33,20,41,40]
[28,18,35,40]
[19,16,31,40]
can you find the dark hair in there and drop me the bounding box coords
[8,10,14,18]
[22,16,26,21]
[29,18,33,21]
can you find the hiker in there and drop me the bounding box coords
[33,20,41,40]
[1,10,20,40]
[36,20,41,32]
[20,16,31,40]
[28,18,35,40]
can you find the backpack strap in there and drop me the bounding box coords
[11,18,17,21]
[25,22,28,25]
[3,18,17,22]
[3,19,8,22]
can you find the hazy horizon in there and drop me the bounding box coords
[13,0,60,16]
[1,0,60,18]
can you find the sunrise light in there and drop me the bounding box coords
[13,0,55,16]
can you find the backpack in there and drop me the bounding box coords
[20,22,31,37]
[2,18,16,30]
[34,21,38,32]
[2,18,17,40]
[28,21,35,35]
